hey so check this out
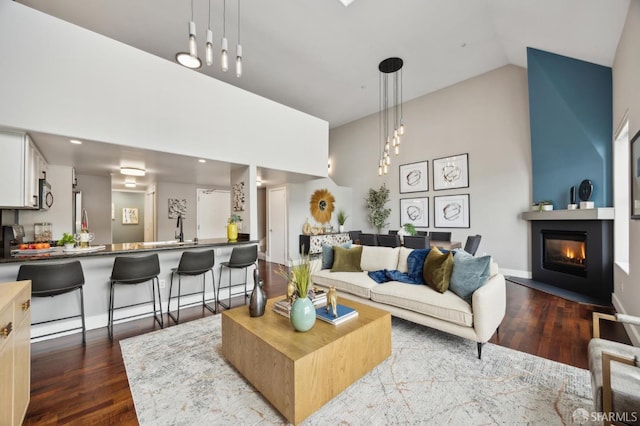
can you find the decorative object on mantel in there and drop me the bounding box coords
[168,198,187,219]
[310,189,335,224]
[249,269,266,317]
[377,57,406,175]
[366,184,391,233]
[232,182,245,212]
[568,186,577,210]
[337,210,348,233]
[433,153,469,191]
[227,214,242,242]
[532,200,553,212]
[578,179,594,209]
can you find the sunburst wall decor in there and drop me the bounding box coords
[309,189,335,224]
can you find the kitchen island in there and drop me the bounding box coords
[0,238,258,341]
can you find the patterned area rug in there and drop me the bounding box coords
[121,314,594,425]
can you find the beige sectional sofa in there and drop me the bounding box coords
[311,245,506,358]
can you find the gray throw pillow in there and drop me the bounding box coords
[449,249,491,304]
[321,241,352,269]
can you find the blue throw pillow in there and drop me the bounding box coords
[321,241,352,269]
[406,249,430,284]
[449,249,491,304]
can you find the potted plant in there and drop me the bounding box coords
[227,214,242,242]
[57,232,75,250]
[276,252,316,332]
[337,210,348,233]
[366,184,391,233]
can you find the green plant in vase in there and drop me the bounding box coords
[57,232,75,249]
[402,223,417,236]
[366,184,391,233]
[276,250,316,332]
[337,210,348,232]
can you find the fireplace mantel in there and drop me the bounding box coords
[521,208,614,221]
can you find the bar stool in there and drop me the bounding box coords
[167,250,216,324]
[17,261,86,345]
[108,254,163,340]
[217,244,258,310]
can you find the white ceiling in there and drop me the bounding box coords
[15,0,630,189]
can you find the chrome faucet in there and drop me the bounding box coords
[176,215,184,242]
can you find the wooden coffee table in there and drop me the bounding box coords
[221,297,391,425]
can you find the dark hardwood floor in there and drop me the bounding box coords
[24,260,630,425]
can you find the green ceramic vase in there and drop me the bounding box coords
[289,296,316,332]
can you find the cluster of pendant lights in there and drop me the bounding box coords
[378,57,405,176]
[176,0,243,77]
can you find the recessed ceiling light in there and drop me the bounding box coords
[176,52,202,69]
[124,182,137,188]
[70,139,82,145]
[338,0,356,6]
[120,167,146,176]
[198,159,206,163]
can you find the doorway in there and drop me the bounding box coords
[197,189,230,239]
[267,186,287,265]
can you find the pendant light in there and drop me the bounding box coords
[377,57,406,174]
[221,0,229,72]
[188,0,198,58]
[205,0,214,66]
[236,0,243,78]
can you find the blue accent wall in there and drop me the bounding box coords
[527,47,612,208]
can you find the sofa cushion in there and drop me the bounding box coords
[397,247,413,273]
[360,246,399,271]
[423,247,454,293]
[449,249,491,304]
[331,246,363,272]
[312,269,378,299]
[321,241,352,269]
[370,282,473,327]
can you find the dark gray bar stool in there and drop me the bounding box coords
[17,261,86,345]
[108,254,163,340]
[216,245,258,310]
[167,250,216,324]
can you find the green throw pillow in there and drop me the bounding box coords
[422,246,454,293]
[449,249,491,304]
[331,245,363,272]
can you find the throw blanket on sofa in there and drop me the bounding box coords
[368,249,431,285]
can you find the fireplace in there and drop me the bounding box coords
[542,231,586,277]
[530,219,612,302]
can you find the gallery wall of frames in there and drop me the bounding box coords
[398,153,470,229]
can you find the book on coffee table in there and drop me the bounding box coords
[315,304,358,325]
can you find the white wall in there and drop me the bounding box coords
[612,0,640,345]
[0,0,328,178]
[329,65,531,276]
[76,174,112,245]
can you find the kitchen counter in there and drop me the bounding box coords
[0,237,258,341]
[0,237,256,263]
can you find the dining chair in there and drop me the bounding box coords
[348,230,362,244]
[403,235,430,249]
[429,231,452,242]
[377,234,401,248]
[359,233,378,246]
[464,234,482,255]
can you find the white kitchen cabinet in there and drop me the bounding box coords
[0,130,47,209]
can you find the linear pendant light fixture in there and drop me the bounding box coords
[176,0,243,77]
[378,57,405,176]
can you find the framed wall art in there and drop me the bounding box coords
[399,161,429,193]
[400,197,429,228]
[122,207,139,225]
[632,129,640,219]
[168,198,187,219]
[433,153,469,191]
[434,194,469,228]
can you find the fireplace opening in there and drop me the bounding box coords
[542,230,587,278]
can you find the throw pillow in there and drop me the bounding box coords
[422,247,454,293]
[331,245,363,272]
[321,241,352,269]
[406,249,430,284]
[397,247,413,273]
[449,249,491,304]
